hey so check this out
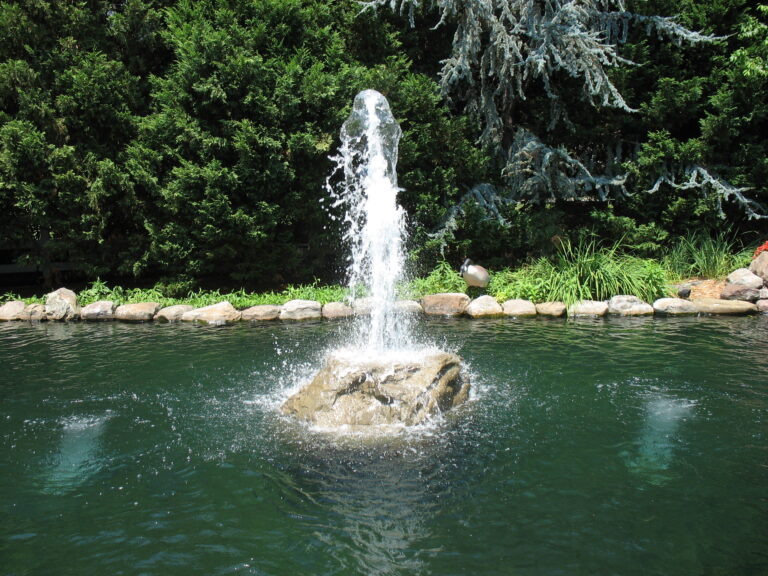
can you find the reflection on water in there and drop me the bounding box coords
[623,395,695,485]
[40,414,110,495]
[303,450,429,576]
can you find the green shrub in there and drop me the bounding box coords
[403,260,466,299]
[487,265,550,303]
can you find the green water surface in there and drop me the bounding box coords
[1,316,767,575]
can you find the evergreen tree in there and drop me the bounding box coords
[365,0,767,249]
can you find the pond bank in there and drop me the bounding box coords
[0,288,765,325]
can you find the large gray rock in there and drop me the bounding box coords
[20,303,45,321]
[394,300,423,315]
[420,293,470,316]
[535,302,566,317]
[81,300,116,321]
[45,288,80,321]
[693,298,758,315]
[280,299,322,321]
[181,301,241,325]
[0,300,26,321]
[116,302,161,322]
[749,252,768,282]
[720,283,760,302]
[726,268,764,289]
[607,295,654,316]
[465,295,503,318]
[568,300,608,317]
[241,304,281,321]
[652,298,698,315]
[281,351,470,428]
[757,300,768,313]
[322,302,354,320]
[155,304,194,323]
[502,299,537,317]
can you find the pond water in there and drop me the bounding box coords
[1,316,767,575]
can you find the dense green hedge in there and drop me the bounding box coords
[0,0,765,291]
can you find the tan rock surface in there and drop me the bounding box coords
[502,299,537,317]
[181,301,241,325]
[321,302,354,320]
[568,300,608,317]
[420,293,470,316]
[693,298,757,315]
[0,300,26,321]
[155,305,194,323]
[653,298,698,315]
[81,300,116,321]
[241,305,281,321]
[116,302,161,322]
[45,288,80,321]
[465,295,503,318]
[535,302,566,317]
[279,299,322,321]
[282,351,469,428]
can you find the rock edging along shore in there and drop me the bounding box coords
[1,289,765,324]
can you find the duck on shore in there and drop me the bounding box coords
[460,259,489,288]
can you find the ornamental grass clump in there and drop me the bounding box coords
[542,238,669,307]
[494,238,667,307]
[485,238,669,306]
[663,232,752,279]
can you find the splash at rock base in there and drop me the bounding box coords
[281,351,470,429]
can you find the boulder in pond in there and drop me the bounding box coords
[568,300,608,317]
[420,293,470,316]
[502,299,537,317]
[81,300,116,321]
[757,300,768,313]
[45,288,80,321]
[241,304,281,321]
[280,299,322,321]
[693,298,757,315]
[535,302,566,317]
[652,298,698,315]
[21,303,45,321]
[607,295,654,316]
[465,295,503,318]
[322,302,354,320]
[281,351,470,429]
[394,300,423,315]
[0,300,26,321]
[181,301,241,325]
[115,302,161,322]
[155,304,194,323]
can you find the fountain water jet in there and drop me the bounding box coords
[335,89,409,352]
[281,90,469,430]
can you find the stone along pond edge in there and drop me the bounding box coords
[1,288,766,325]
